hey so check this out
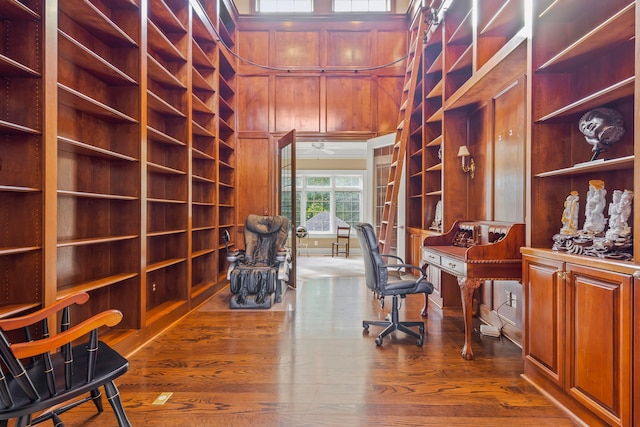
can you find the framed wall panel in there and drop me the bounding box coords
[274,76,321,132]
[326,76,372,132]
[237,75,270,131]
[274,31,320,67]
[326,31,371,67]
[376,75,403,133]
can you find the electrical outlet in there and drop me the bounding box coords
[504,290,516,308]
[314,241,318,246]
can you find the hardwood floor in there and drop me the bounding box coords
[59,275,577,426]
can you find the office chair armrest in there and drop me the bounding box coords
[381,254,404,263]
[384,263,427,278]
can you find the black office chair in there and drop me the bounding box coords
[355,223,434,347]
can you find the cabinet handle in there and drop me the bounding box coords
[448,262,456,269]
[634,270,640,279]
[556,271,567,280]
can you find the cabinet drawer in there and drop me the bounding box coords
[441,255,466,275]
[422,250,440,264]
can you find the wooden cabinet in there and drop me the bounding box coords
[522,252,634,427]
[0,0,238,354]
[522,2,639,425]
[528,0,635,251]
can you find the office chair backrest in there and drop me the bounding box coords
[355,223,388,293]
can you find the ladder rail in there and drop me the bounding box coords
[378,17,425,254]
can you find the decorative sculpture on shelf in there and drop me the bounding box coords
[559,191,580,236]
[582,180,607,235]
[429,200,443,232]
[578,107,625,161]
[606,189,634,239]
[552,184,633,261]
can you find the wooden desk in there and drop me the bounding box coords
[422,220,525,360]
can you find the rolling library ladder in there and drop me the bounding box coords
[378,16,425,254]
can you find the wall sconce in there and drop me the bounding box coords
[457,145,475,179]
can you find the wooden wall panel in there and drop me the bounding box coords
[237,16,407,139]
[326,76,372,132]
[376,30,408,73]
[236,136,273,221]
[274,31,321,67]
[237,75,270,131]
[326,31,371,66]
[237,30,269,73]
[493,77,525,223]
[274,76,321,132]
[376,76,403,133]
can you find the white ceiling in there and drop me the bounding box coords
[296,141,368,159]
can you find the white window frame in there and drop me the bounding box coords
[297,170,365,235]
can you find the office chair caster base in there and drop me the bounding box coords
[375,336,383,346]
[416,337,423,347]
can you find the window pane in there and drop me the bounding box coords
[295,191,302,226]
[336,191,360,226]
[281,190,292,220]
[305,176,330,187]
[333,0,389,12]
[305,191,331,231]
[351,0,369,11]
[333,0,351,11]
[369,0,387,11]
[257,0,312,12]
[335,176,362,187]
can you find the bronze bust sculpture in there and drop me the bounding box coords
[578,107,625,161]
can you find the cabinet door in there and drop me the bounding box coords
[522,255,565,386]
[407,231,421,270]
[566,264,632,427]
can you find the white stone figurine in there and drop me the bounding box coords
[560,191,580,236]
[582,180,607,234]
[606,189,634,239]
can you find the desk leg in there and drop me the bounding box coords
[421,294,429,318]
[458,276,481,360]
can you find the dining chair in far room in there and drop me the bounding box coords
[331,225,351,257]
